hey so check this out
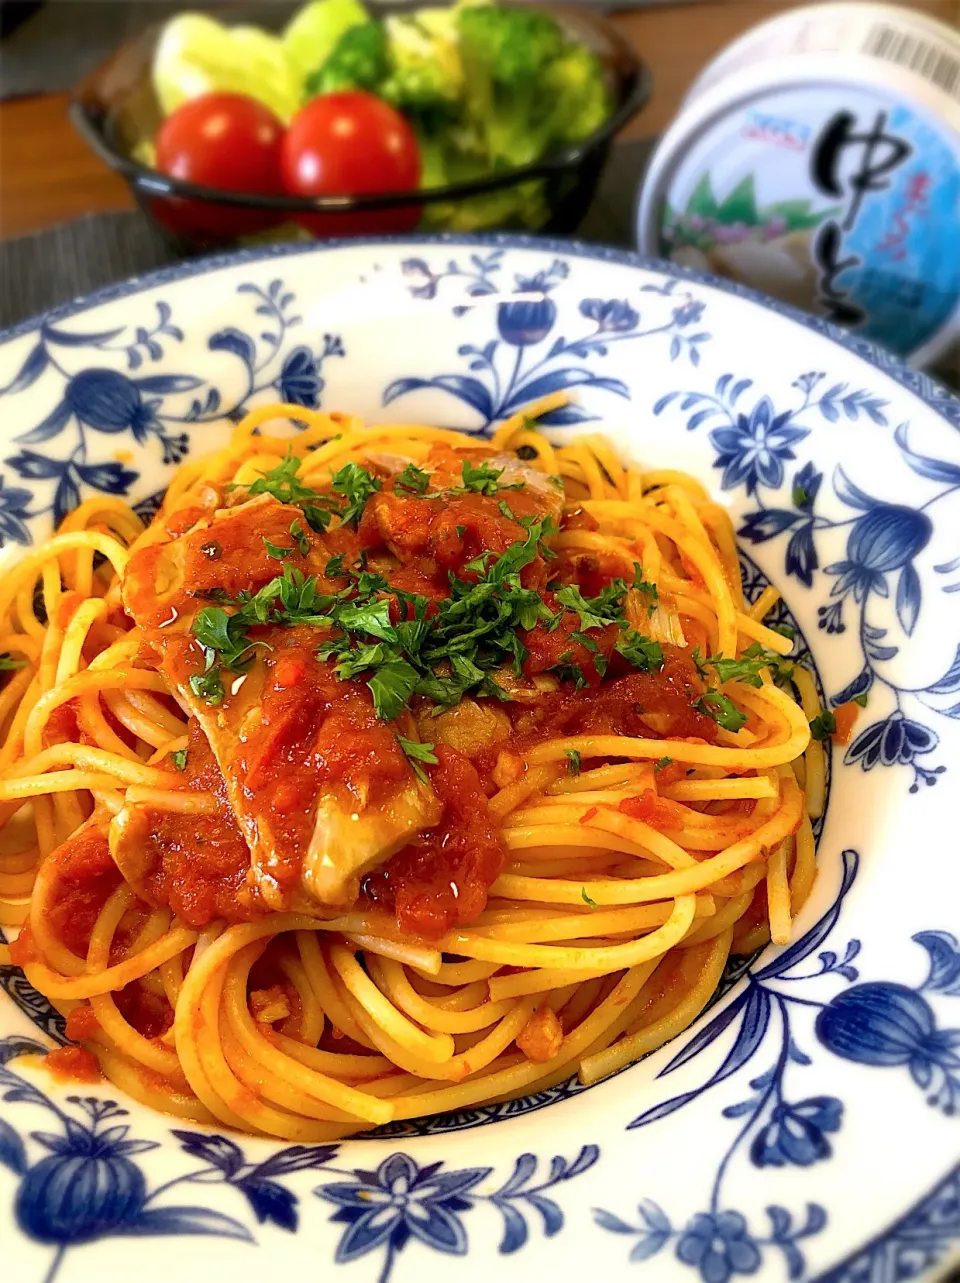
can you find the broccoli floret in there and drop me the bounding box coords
[538,44,611,147]
[457,6,565,87]
[457,7,604,171]
[380,12,464,119]
[456,7,611,171]
[305,20,389,95]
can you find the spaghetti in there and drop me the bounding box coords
[0,398,831,1139]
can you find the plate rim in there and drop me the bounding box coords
[1,234,959,1282]
[0,232,957,429]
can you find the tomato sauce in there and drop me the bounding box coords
[361,746,507,938]
[522,608,620,686]
[43,1045,102,1083]
[93,459,725,943]
[8,925,38,967]
[125,720,264,926]
[114,982,173,1040]
[43,700,82,748]
[619,790,689,829]
[362,486,553,588]
[40,825,121,958]
[123,496,333,629]
[64,1004,101,1041]
[512,649,717,747]
[236,640,412,901]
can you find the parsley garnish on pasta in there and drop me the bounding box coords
[2,397,816,1143]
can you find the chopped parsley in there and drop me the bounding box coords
[364,662,418,721]
[396,735,439,784]
[331,462,381,529]
[553,662,588,691]
[395,463,431,495]
[182,505,664,724]
[290,520,309,555]
[632,568,659,612]
[792,483,811,508]
[170,749,188,771]
[313,521,556,717]
[695,691,748,733]
[694,642,800,691]
[187,564,339,703]
[264,519,310,561]
[189,658,225,707]
[688,643,809,732]
[238,450,337,533]
[463,550,495,577]
[615,630,663,673]
[335,598,395,643]
[233,452,386,535]
[0,654,27,671]
[654,756,674,773]
[809,709,837,741]
[555,581,628,633]
[460,460,516,496]
[704,652,769,688]
[852,692,869,708]
[565,748,582,776]
[581,887,598,908]
[192,605,268,674]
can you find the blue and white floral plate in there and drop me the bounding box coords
[1,237,959,1283]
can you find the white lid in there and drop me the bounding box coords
[685,3,960,107]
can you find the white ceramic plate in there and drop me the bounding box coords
[1,237,959,1283]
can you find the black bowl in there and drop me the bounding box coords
[69,3,651,251]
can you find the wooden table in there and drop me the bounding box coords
[0,0,956,239]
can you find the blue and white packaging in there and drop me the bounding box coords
[636,3,960,382]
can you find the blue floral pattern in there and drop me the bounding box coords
[384,253,711,428]
[677,1210,762,1282]
[0,1039,254,1280]
[0,282,344,539]
[654,370,960,793]
[594,850,960,1280]
[710,396,810,496]
[0,1035,597,1283]
[318,1146,597,1283]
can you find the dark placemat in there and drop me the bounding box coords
[0,138,654,331]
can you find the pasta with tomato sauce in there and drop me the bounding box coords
[0,395,829,1138]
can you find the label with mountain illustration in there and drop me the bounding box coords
[656,87,960,360]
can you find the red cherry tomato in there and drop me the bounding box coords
[152,93,285,240]
[281,92,421,237]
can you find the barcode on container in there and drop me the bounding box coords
[863,23,960,102]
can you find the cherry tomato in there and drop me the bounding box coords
[152,93,285,240]
[281,92,421,237]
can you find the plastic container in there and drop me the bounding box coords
[636,2,960,380]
